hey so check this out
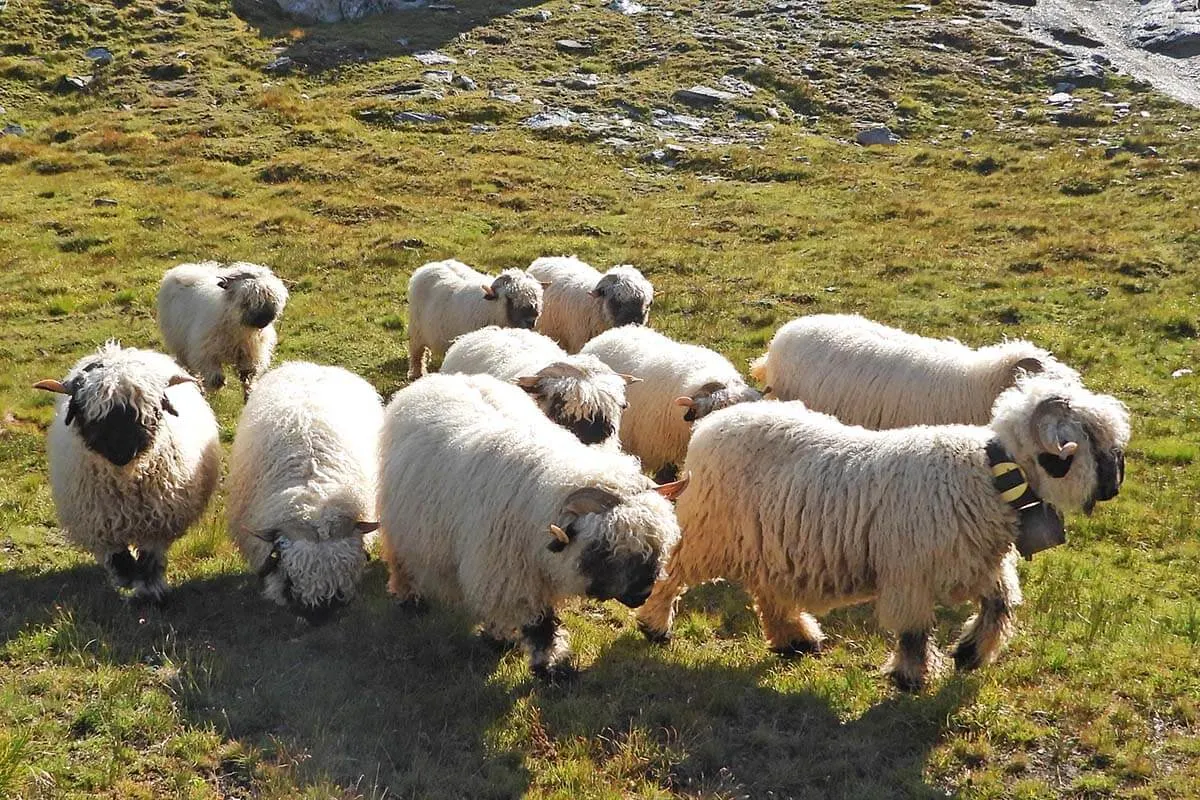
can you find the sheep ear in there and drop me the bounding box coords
[654,471,690,501]
[33,379,70,394]
[355,521,381,534]
[161,395,179,416]
[618,373,642,385]
[482,284,498,300]
[217,276,231,290]
[563,486,622,518]
[515,375,542,394]
[167,374,198,387]
[673,396,694,408]
[1014,357,1044,377]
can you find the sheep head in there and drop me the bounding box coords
[483,269,543,330]
[991,375,1130,516]
[35,343,198,467]
[590,265,653,327]
[218,263,289,329]
[516,356,632,445]
[674,380,763,423]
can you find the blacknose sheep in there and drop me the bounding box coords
[636,375,1130,692]
[157,261,289,399]
[226,362,384,622]
[406,259,544,379]
[440,326,635,446]
[750,314,1081,428]
[527,256,654,352]
[582,325,761,480]
[377,372,688,680]
[35,343,221,603]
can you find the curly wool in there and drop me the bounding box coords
[750,314,1081,428]
[406,259,544,378]
[226,361,383,608]
[582,325,760,472]
[528,256,654,352]
[44,342,220,557]
[157,261,288,394]
[378,373,681,635]
[441,326,627,446]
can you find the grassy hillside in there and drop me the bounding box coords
[2,0,1199,797]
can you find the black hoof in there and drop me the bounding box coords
[637,619,671,645]
[889,672,925,693]
[532,660,578,684]
[952,641,981,671]
[771,638,825,659]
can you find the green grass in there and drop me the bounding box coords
[3,0,1200,797]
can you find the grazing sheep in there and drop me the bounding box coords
[226,362,384,622]
[637,375,1130,691]
[582,325,761,480]
[35,342,221,603]
[441,326,634,446]
[157,261,289,399]
[378,372,689,680]
[750,314,1081,428]
[527,256,654,352]
[406,259,544,379]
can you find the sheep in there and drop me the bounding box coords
[377,372,689,680]
[749,314,1081,429]
[582,325,761,481]
[157,261,289,399]
[406,259,545,379]
[636,375,1130,692]
[440,326,635,446]
[527,256,654,353]
[34,342,221,603]
[226,361,384,622]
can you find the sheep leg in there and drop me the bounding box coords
[406,337,427,380]
[203,370,225,393]
[636,570,687,644]
[522,611,575,682]
[952,557,1022,670]
[380,538,426,610]
[754,592,825,657]
[131,547,169,606]
[101,548,139,590]
[882,629,944,693]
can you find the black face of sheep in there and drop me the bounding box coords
[241,301,279,329]
[579,537,660,608]
[542,394,615,445]
[504,296,540,329]
[77,401,158,467]
[605,295,649,327]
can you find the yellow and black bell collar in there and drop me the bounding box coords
[985,439,1066,560]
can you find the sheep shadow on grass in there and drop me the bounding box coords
[234,0,552,75]
[0,561,529,799]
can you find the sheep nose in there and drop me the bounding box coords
[618,585,653,609]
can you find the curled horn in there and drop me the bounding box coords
[654,471,690,501]
[355,521,381,534]
[617,373,642,385]
[482,283,497,299]
[548,524,570,545]
[33,379,70,394]
[1033,396,1079,456]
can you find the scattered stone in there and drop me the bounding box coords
[490,90,522,103]
[1,123,25,136]
[264,56,295,74]
[651,109,708,130]
[452,74,477,90]
[1050,58,1106,89]
[642,143,688,164]
[717,75,758,96]
[414,50,456,65]
[962,129,975,139]
[1172,368,1193,379]
[428,2,455,9]
[57,75,94,93]
[674,85,738,106]
[553,73,600,90]
[273,0,429,23]
[522,109,577,129]
[1050,26,1103,48]
[527,9,551,22]
[393,111,446,123]
[901,3,931,12]
[470,124,494,134]
[556,39,594,54]
[86,46,114,65]
[1045,91,1075,104]
[995,0,1036,6]
[608,0,646,14]
[93,197,118,207]
[855,126,900,145]
[422,69,453,83]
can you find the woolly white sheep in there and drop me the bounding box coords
[750,314,1080,428]
[441,326,635,446]
[35,342,221,603]
[582,325,761,480]
[377,372,689,680]
[157,261,289,399]
[637,375,1130,691]
[226,361,384,622]
[527,256,654,353]
[406,259,544,379]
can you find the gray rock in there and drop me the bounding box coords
[58,75,93,93]
[422,69,454,83]
[93,197,119,207]
[1,123,25,136]
[1050,58,1105,89]
[555,39,594,54]
[674,85,738,106]
[527,9,551,21]
[651,110,708,130]
[451,74,477,90]
[1132,0,1200,58]
[608,0,646,14]
[1045,91,1075,104]
[489,90,522,103]
[86,46,114,65]
[393,111,447,123]
[273,0,428,23]
[522,109,577,129]
[414,50,457,65]
[855,126,900,145]
[544,73,601,90]
[264,56,295,74]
